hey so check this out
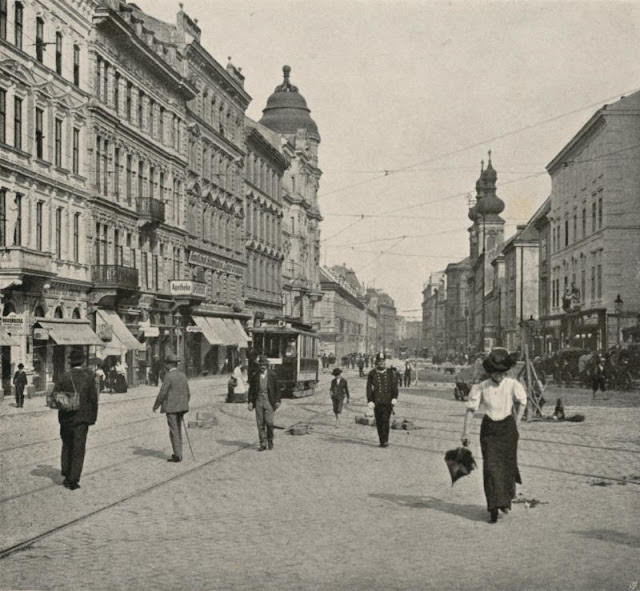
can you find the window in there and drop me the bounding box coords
[598,197,603,228]
[142,251,149,289]
[149,166,155,198]
[580,268,585,303]
[73,45,80,86]
[159,171,164,204]
[36,201,43,250]
[36,18,44,62]
[54,118,62,167]
[114,229,122,265]
[159,106,164,142]
[102,139,108,196]
[596,263,602,299]
[55,32,62,75]
[590,266,596,301]
[35,108,44,159]
[95,222,100,264]
[14,3,22,50]
[72,128,79,174]
[591,202,596,233]
[102,61,108,104]
[73,213,79,262]
[573,215,577,243]
[95,136,101,190]
[126,82,132,121]
[55,207,62,258]
[582,208,586,238]
[138,160,144,198]
[149,99,154,136]
[95,56,101,98]
[0,189,5,246]
[126,154,132,204]
[113,72,119,113]
[13,97,21,150]
[114,147,120,196]
[153,254,158,290]
[564,219,569,247]
[10,192,21,246]
[0,0,6,41]
[0,88,5,144]
[137,91,143,127]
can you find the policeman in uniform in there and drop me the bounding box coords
[366,353,399,447]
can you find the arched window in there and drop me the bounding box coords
[72,308,81,319]
[2,302,16,316]
[54,306,64,319]
[34,305,45,318]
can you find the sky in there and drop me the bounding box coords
[134,0,640,318]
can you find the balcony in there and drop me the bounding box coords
[92,265,139,291]
[136,198,165,227]
[0,246,54,280]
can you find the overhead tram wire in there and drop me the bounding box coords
[317,85,640,200]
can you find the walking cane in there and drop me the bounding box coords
[182,415,196,461]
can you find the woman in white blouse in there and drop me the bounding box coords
[461,348,528,523]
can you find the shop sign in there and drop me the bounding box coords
[1,314,24,329]
[188,251,244,276]
[142,326,160,338]
[186,325,202,333]
[33,328,49,340]
[170,281,208,298]
[582,313,600,327]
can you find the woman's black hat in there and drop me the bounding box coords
[332,367,342,376]
[483,348,518,374]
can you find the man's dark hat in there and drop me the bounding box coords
[17,363,24,369]
[483,348,518,374]
[69,348,84,366]
[375,353,386,363]
[332,367,342,376]
[258,355,269,365]
[165,351,180,364]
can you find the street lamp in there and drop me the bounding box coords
[614,294,624,346]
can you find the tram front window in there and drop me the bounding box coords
[285,338,297,358]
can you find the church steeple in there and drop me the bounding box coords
[475,150,504,218]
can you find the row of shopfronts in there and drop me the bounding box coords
[0,280,251,399]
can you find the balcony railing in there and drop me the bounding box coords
[136,198,165,224]
[0,246,53,276]
[92,265,139,291]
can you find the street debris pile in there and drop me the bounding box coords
[287,422,313,435]
[188,411,218,429]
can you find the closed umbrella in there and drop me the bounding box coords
[444,443,477,485]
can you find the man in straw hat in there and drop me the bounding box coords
[153,351,190,462]
[248,355,281,451]
[366,353,399,447]
[461,347,527,523]
[54,347,99,490]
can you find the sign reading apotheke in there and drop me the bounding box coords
[170,280,208,298]
[188,251,244,276]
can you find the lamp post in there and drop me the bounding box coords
[614,294,624,347]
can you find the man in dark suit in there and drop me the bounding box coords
[13,363,28,408]
[330,367,350,426]
[248,355,281,451]
[54,348,99,490]
[366,353,399,447]
[153,351,190,462]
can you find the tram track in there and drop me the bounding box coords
[2,375,637,560]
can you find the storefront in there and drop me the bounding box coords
[539,309,606,353]
[0,326,21,400]
[32,319,103,392]
[189,314,249,376]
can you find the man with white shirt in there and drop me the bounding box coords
[461,348,527,523]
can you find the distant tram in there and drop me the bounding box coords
[250,320,319,397]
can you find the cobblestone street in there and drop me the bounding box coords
[1,370,639,590]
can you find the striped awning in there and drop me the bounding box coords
[35,320,102,346]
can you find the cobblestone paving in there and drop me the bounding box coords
[1,370,639,590]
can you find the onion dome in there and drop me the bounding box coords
[259,65,320,142]
[476,151,504,217]
[468,160,485,221]
[468,204,478,221]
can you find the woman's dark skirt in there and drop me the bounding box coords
[480,414,522,512]
[331,395,345,415]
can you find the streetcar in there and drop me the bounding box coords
[249,319,319,397]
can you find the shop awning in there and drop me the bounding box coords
[192,315,225,345]
[0,327,20,346]
[223,318,249,347]
[35,320,103,346]
[96,309,145,352]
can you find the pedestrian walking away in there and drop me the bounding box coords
[330,367,350,426]
[366,353,399,447]
[53,348,99,490]
[153,351,190,462]
[247,355,281,450]
[403,360,412,388]
[13,363,27,408]
[461,348,527,523]
[589,353,608,400]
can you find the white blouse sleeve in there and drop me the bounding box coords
[512,378,528,406]
[466,383,482,412]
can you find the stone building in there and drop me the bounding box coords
[86,1,196,385]
[180,10,251,376]
[444,257,471,356]
[421,271,446,359]
[542,92,640,350]
[367,288,396,357]
[242,119,287,323]
[0,0,99,397]
[314,266,364,362]
[258,66,322,327]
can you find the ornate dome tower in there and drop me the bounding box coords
[259,65,320,144]
[475,151,504,219]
